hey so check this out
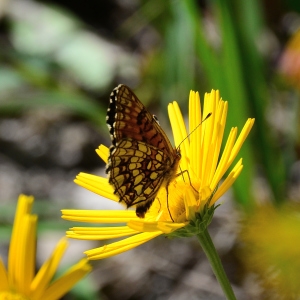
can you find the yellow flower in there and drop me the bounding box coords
[0,194,91,300]
[239,204,300,298]
[62,89,254,260]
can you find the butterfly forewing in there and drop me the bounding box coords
[106,84,181,218]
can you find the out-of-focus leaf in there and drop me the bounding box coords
[55,32,118,90]
[8,0,126,91]
[8,1,80,55]
[0,90,105,125]
[0,67,26,93]
[230,0,287,203]
[160,0,197,108]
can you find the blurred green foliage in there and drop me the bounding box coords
[0,0,297,212]
[1,0,300,298]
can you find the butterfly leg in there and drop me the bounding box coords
[157,197,162,214]
[166,185,174,222]
[177,168,199,194]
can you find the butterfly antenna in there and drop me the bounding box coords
[176,112,212,151]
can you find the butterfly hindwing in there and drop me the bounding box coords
[108,139,167,203]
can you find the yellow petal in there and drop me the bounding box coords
[168,101,189,172]
[207,100,227,183]
[67,226,138,240]
[210,127,237,190]
[62,209,137,223]
[41,259,91,300]
[0,258,9,290]
[20,215,37,295]
[96,144,109,164]
[85,232,162,260]
[200,91,218,183]
[128,220,185,234]
[183,187,198,221]
[74,173,118,202]
[210,159,244,206]
[30,238,68,300]
[189,90,202,178]
[8,194,34,292]
[227,118,255,169]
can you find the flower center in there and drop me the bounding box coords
[147,180,199,223]
[0,291,30,300]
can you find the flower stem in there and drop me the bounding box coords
[197,228,236,300]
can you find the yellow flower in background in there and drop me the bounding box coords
[0,194,91,300]
[62,89,254,260]
[239,204,300,298]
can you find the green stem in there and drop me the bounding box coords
[197,228,236,300]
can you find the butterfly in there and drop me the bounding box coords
[106,84,181,218]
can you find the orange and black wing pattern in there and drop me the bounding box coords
[106,84,181,218]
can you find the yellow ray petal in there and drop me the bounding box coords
[30,238,68,300]
[74,173,118,201]
[0,258,9,290]
[210,127,237,190]
[41,259,91,300]
[19,215,37,295]
[85,232,162,260]
[8,194,34,291]
[226,118,255,169]
[67,226,138,240]
[96,144,109,164]
[189,90,202,178]
[168,101,189,172]
[208,100,227,183]
[210,159,244,206]
[62,209,137,223]
[127,220,185,234]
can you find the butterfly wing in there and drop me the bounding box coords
[106,84,174,152]
[106,84,180,217]
[107,138,173,217]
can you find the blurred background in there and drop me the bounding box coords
[1,0,300,299]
